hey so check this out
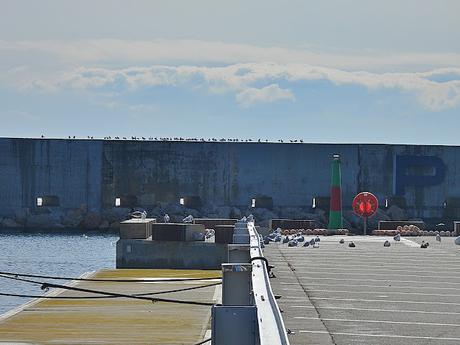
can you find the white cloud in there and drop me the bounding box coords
[18,63,460,111]
[236,84,295,107]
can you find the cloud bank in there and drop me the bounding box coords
[10,63,460,111]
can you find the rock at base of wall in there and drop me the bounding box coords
[229,207,242,219]
[1,217,22,228]
[26,213,63,228]
[62,208,85,228]
[367,209,391,230]
[343,210,362,229]
[101,207,131,224]
[81,213,102,230]
[386,205,407,221]
[110,221,121,230]
[248,208,279,227]
[14,209,30,225]
[99,220,110,230]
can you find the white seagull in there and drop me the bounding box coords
[182,215,194,223]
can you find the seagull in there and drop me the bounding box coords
[275,235,282,242]
[384,240,391,247]
[288,239,298,247]
[130,210,147,219]
[205,229,214,239]
[394,233,401,242]
[309,238,315,246]
[348,242,356,248]
[163,213,170,223]
[339,238,345,244]
[303,241,310,247]
[455,236,460,245]
[182,215,194,223]
[314,236,320,242]
[282,236,290,244]
[436,233,441,243]
[421,241,429,248]
[297,235,305,242]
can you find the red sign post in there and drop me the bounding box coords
[352,192,378,235]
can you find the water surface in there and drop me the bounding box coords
[0,232,117,314]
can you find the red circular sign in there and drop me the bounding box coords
[352,192,378,218]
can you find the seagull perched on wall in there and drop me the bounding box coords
[315,236,320,243]
[394,233,401,242]
[130,210,147,219]
[282,236,290,244]
[384,240,391,247]
[182,215,194,223]
[309,238,315,246]
[205,229,215,239]
[288,239,298,247]
[163,213,170,223]
[303,241,310,247]
[339,238,345,244]
[421,241,429,248]
[348,241,356,248]
[436,233,441,243]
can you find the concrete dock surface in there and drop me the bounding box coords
[264,236,460,345]
[0,269,221,344]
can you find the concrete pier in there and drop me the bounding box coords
[0,269,221,344]
[264,236,460,345]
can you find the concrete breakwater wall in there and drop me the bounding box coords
[0,138,459,230]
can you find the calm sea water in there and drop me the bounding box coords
[0,232,118,314]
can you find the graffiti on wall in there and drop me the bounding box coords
[393,155,446,195]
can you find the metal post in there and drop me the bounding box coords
[363,216,367,236]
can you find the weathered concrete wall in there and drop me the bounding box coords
[0,138,102,216]
[1,138,460,225]
[101,141,360,208]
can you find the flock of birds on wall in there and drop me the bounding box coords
[39,135,304,143]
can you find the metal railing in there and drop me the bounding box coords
[248,221,290,345]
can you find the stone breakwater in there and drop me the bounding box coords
[0,203,408,232]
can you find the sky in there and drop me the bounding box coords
[1,0,460,144]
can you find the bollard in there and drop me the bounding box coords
[222,263,252,306]
[227,244,250,263]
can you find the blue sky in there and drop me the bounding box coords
[1,0,460,144]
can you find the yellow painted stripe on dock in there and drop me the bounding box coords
[0,269,221,345]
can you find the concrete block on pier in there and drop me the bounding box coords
[214,225,235,244]
[227,244,250,263]
[193,218,237,229]
[119,218,156,239]
[152,223,205,241]
[116,239,228,269]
